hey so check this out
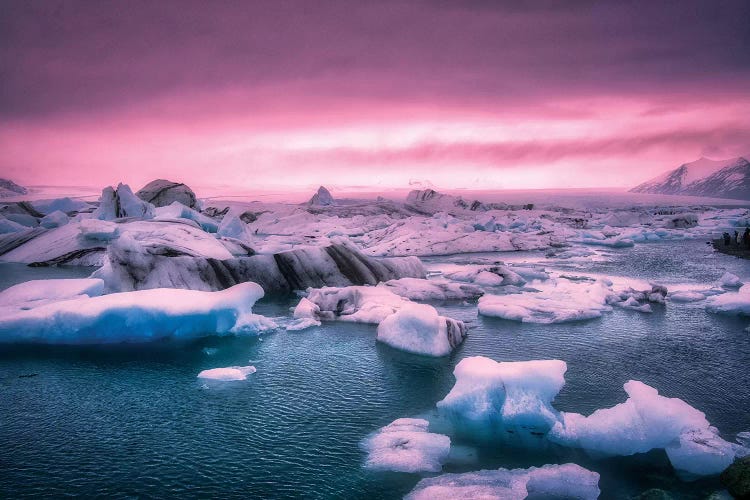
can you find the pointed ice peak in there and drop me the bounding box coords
[309,186,334,206]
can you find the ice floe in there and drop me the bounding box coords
[197,365,256,381]
[376,303,467,357]
[0,282,275,344]
[405,463,600,500]
[705,285,750,316]
[362,418,451,473]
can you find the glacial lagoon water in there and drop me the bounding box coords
[1,240,749,499]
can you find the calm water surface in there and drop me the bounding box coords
[1,240,748,499]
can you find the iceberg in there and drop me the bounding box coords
[31,197,92,215]
[376,303,467,357]
[308,186,335,206]
[437,357,567,444]
[362,418,450,473]
[39,210,69,229]
[294,286,411,324]
[94,183,155,220]
[0,278,104,312]
[550,380,740,477]
[197,365,257,381]
[478,280,613,324]
[154,201,218,232]
[0,282,275,344]
[706,285,750,316]
[136,179,199,209]
[405,463,600,500]
[718,272,743,289]
[381,277,483,301]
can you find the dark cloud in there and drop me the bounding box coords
[1,0,749,120]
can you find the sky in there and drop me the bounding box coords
[1,0,750,192]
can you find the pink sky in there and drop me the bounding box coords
[2,1,749,191]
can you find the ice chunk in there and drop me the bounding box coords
[362,418,450,473]
[669,290,706,302]
[285,317,322,331]
[294,286,411,324]
[405,463,600,500]
[78,218,119,241]
[32,197,91,215]
[445,265,525,287]
[0,282,274,344]
[197,365,256,381]
[706,285,750,316]
[437,357,567,443]
[154,201,218,232]
[478,280,612,324]
[0,216,26,234]
[718,272,743,289]
[39,210,69,229]
[94,183,155,220]
[376,303,467,357]
[217,213,251,240]
[550,380,740,477]
[381,278,483,301]
[136,179,198,209]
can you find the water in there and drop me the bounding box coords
[1,241,749,498]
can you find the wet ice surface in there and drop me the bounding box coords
[1,239,749,498]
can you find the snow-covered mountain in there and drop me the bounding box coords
[630,156,750,200]
[0,178,28,198]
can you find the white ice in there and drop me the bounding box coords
[362,418,451,473]
[405,463,600,500]
[706,284,750,316]
[197,365,257,381]
[376,303,467,357]
[0,282,275,344]
[294,286,411,324]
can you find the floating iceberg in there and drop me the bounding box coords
[705,285,750,316]
[39,210,69,229]
[295,286,411,324]
[136,179,198,209]
[478,280,612,324]
[32,197,92,215]
[362,418,450,473]
[405,463,600,500]
[381,277,483,301]
[437,357,567,444]
[376,303,467,357]
[718,272,743,289]
[197,365,256,381]
[0,282,275,344]
[550,380,740,477]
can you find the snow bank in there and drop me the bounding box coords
[0,282,275,344]
[376,303,467,357]
[197,365,256,381]
[478,280,612,324]
[437,357,567,443]
[405,463,600,500]
[362,418,450,473]
[550,380,740,477]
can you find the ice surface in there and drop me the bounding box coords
[362,418,451,473]
[154,201,218,232]
[0,282,275,344]
[405,463,600,500]
[437,357,567,443]
[94,184,155,220]
[39,210,69,229]
[376,303,467,356]
[381,277,483,301]
[706,285,750,316]
[197,365,256,381]
[31,197,91,215]
[478,279,613,324]
[550,380,740,477]
[0,278,104,312]
[295,286,411,324]
[669,290,707,302]
[718,272,743,288]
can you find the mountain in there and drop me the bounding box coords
[0,178,28,198]
[630,156,750,200]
